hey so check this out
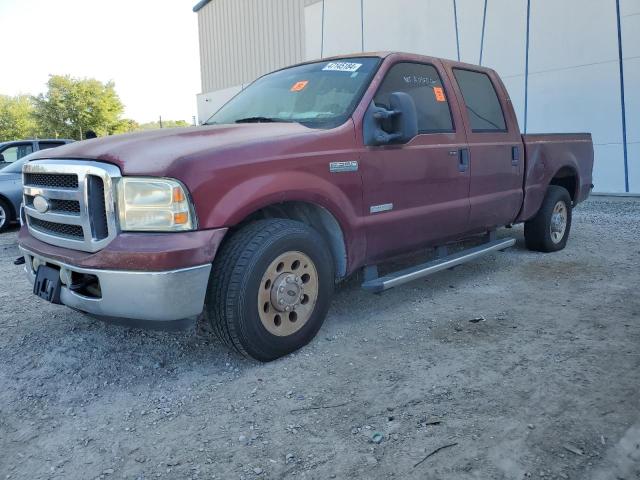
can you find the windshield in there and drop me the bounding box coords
[206,57,381,129]
[0,158,27,174]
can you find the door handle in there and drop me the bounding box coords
[512,146,519,166]
[458,148,469,172]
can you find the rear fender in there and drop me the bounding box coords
[517,140,587,222]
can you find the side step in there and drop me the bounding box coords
[361,237,516,293]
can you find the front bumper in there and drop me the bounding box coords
[21,247,212,322]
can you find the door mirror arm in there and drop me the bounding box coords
[370,106,403,144]
[363,92,419,146]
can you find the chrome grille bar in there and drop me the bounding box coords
[22,160,121,252]
[24,208,84,225]
[23,185,82,201]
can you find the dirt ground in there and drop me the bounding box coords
[1,197,639,480]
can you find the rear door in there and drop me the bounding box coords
[446,67,523,231]
[361,60,470,262]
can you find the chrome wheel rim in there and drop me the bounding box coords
[0,205,6,229]
[550,201,567,244]
[258,251,319,337]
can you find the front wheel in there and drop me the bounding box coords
[0,199,12,233]
[205,219,334,361]
[524,185,572,252]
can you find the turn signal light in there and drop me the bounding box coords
[172,186,186,203]
[174,212,189,225]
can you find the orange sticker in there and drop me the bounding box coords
[290,80,309,92]
[433,86,446,102]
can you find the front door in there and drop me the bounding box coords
[360,61,470,262]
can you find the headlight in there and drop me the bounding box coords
[117,177,196,231]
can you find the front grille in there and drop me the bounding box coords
[23,160,120,252]
[52,199,82,214]
[24,173,79,189]
[29,217,84,239]
[25,195,81,214]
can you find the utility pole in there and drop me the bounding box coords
[159,115,163,128]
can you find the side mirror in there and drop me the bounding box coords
[363,92,418,146]
[0,153,4,163]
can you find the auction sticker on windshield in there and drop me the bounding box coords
[291,80,309,92]
[323,62,362,72]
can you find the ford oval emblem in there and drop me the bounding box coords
[33,195,50,214]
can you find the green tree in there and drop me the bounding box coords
[0,95,38,141]
[110,118,140,135]
[33,75,124,140]
[138,119,190,130]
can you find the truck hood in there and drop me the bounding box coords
[28,123,316,176]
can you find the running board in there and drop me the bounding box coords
[361,238,516,293]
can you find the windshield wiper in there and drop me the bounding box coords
[234,116,293,124]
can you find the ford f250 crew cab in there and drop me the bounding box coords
[18,52,593,361]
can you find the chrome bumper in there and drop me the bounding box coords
[20,248,211,322]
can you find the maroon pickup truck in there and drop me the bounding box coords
[18,52,593,361]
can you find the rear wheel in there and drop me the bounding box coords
[524,185,572,252]
[0,199,12,233]
[205,219,334,361]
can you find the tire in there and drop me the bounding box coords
[205,219,334,361]
[0,198,12,233]
[524,185,572,252]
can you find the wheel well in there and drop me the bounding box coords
[0,195,16,219]
[235,201,348,280]
[549,167,577,202]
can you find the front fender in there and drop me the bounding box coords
[195,168,366,274]
[204,171,358,227]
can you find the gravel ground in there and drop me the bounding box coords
[1,197,639,480]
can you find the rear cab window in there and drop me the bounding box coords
[374,62,454,133]
[452,68,506,132]
[38,141,66,150]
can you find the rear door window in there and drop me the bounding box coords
[374,62,454,133]
[452,69,506,132]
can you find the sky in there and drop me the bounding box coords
[0,0,201,124]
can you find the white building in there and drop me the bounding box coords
[194,0,639,194]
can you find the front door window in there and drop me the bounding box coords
[374,62,454,133]
[0,144,33,163]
